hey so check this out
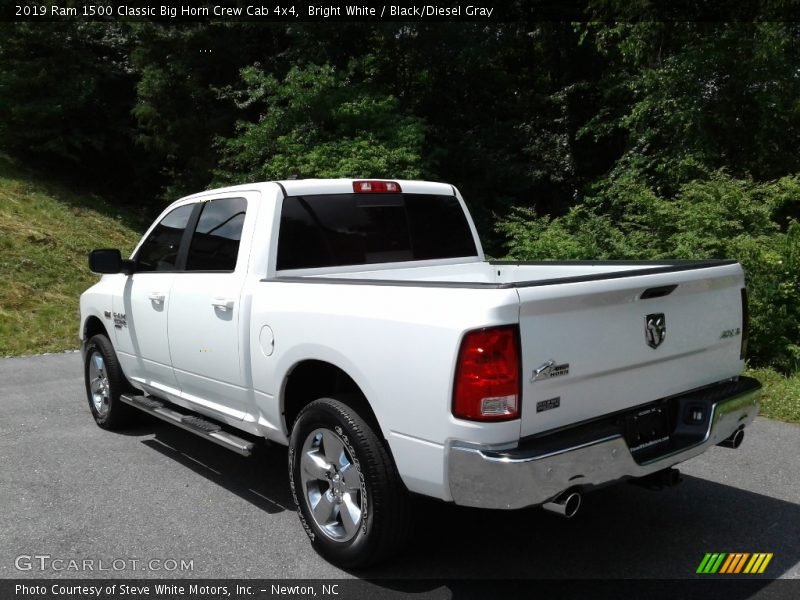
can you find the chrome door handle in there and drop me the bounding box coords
[212,297,234,311]
[148,292,165,304]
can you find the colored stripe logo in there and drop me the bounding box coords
[696,553,773,574]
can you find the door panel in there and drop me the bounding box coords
[167,196,251,419]
[113,203,195,393]
[168,273,248,418]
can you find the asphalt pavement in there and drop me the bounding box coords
[1,352,798,582]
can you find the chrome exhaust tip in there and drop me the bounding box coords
[542,491,581,518]
[718,429,745,449]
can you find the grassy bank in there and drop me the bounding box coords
[746,368,800,424]
[0,157,142,355]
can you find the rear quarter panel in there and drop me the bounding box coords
[249,281,521,499]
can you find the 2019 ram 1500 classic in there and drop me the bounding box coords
[80,179,760,567]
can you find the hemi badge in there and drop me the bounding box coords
[536,397,561,413]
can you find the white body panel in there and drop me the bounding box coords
[80,179,747,503]
[114,272,179,394]
[168,272,248,419]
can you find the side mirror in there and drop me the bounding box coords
[89,249,134,274]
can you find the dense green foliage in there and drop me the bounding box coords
[0,23,140,190]
[1,19,799,373]
[214,63,426,182]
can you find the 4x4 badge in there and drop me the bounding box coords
[645,313,666,348]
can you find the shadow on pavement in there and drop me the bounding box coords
[133,420,293,515]
[128,420,798,583]
[370,474,798,581]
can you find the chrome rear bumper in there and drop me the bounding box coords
[447,377,761,509]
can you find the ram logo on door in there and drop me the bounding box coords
[645,313,666,349]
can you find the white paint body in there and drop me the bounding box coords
[80,180,746,502]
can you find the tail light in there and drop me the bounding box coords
[453,325,521,421]
[353,180,402,193]
[740,288,749,360]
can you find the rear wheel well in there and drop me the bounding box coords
[283,360,381,437]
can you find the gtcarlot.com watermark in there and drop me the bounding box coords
[15,554,194,573]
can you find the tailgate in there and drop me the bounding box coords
[516,262,746,437]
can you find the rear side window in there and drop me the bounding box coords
[135,204,194,272]
[277,193,477,270]
[186,197,247,271]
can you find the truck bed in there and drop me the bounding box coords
[276,258,737,288]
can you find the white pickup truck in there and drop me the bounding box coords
[80,179,760,567]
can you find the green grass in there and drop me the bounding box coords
[746,367,800,424]
[0,156,143,355]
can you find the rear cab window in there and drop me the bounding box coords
[276,193,478,270]
[186,197,247,271]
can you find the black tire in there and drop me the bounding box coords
[288,397,412,568]
[83,334,138,430]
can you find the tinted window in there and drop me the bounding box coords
[136,204,194,272]
[186,197,247,271]
[277,193,477,270]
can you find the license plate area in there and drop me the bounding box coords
[625,405,670,455]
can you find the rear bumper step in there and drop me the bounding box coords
[120,394,255,457]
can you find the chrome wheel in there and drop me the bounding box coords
[290,398,413,567]
[88,351,110,416]
[300,428,364,542]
